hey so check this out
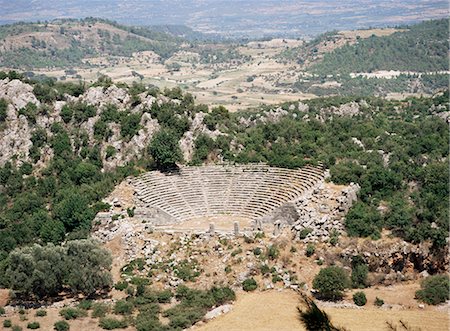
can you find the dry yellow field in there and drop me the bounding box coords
[195,290,449,331]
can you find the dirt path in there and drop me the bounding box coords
[195,290,449,331]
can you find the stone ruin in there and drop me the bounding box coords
[93,164,360,260]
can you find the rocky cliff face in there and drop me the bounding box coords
[0,79,165,170]
[319,237,448,282]
[0,79,39,166]
[179,112,225,162]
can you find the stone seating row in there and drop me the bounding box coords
[132,164,325,222]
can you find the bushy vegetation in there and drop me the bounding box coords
[59,307,88,320]
[305,244,315,257]
[351,255,368,289]
[374,297,384,307]
[242,278,258,292]
[353,291,367,306]
[35,310,47,317]
[0,98,8,122]
[91,303,110,318]
[113,300,134,315]
[26,322,40,329]
[53,320,70,331]
[415,274,450,305]
[99,318,128,330]
[148,129,183,170]
[2,239,112,299]
[161,286,235,330]
[312,266,349,300]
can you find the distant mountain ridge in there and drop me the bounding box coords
[0,0,447,38]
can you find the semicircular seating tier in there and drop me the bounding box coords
[131,164,325,223]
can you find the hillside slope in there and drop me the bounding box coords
[0,72,448,265]
[309,19,448,75]
[0,18,182,68]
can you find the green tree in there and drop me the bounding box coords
[54,191,94,231]
[148,129,183,170]
[60,105,73,123]
[312,266,350,301]
[351,255,368,289]
[5,243,66,298]
[415,274,450,305]
[39,219,65,244]
[65,239,113,297]
[120,113,141,140]
[345,202,382,239]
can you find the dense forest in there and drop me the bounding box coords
[310,19,449,75]
[0,72,448,278]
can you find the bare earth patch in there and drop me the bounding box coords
[194,289,449,331]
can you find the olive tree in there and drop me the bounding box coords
[312,266,350,301]
[4,239,112,299]
[65,239,113,296]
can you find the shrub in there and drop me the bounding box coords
[77,300,92,310]
[253,247,262,256]
[91,303,109,318]
[329,230,339,246]
[415,274,450,305]
[231,248,243,257]
[157,290,173,303]
[12,326,22,331]
[113,300,134,315]
[305,244,315,257]
[267,245,279,260]
[126,207,135,217]
[114,281,128,291]
[3,319,12,328]
[254,232,265,239]
[26,322,40,329]
[53,320,70,331]
[299,228,313,239]
[353,291,367,306]
[351,263,368,289]
[260,264,270,275]
[59,307,87,320]
[345,202,382,239]
[105,146,116,159]
[0,306,5,315]
[99,318,128,330]
[242,278,258,292]
[272,275,282,283]
[35,310,47,317]
[312,266,350,301]
[209,286,236,305]
[374,297,384,307]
